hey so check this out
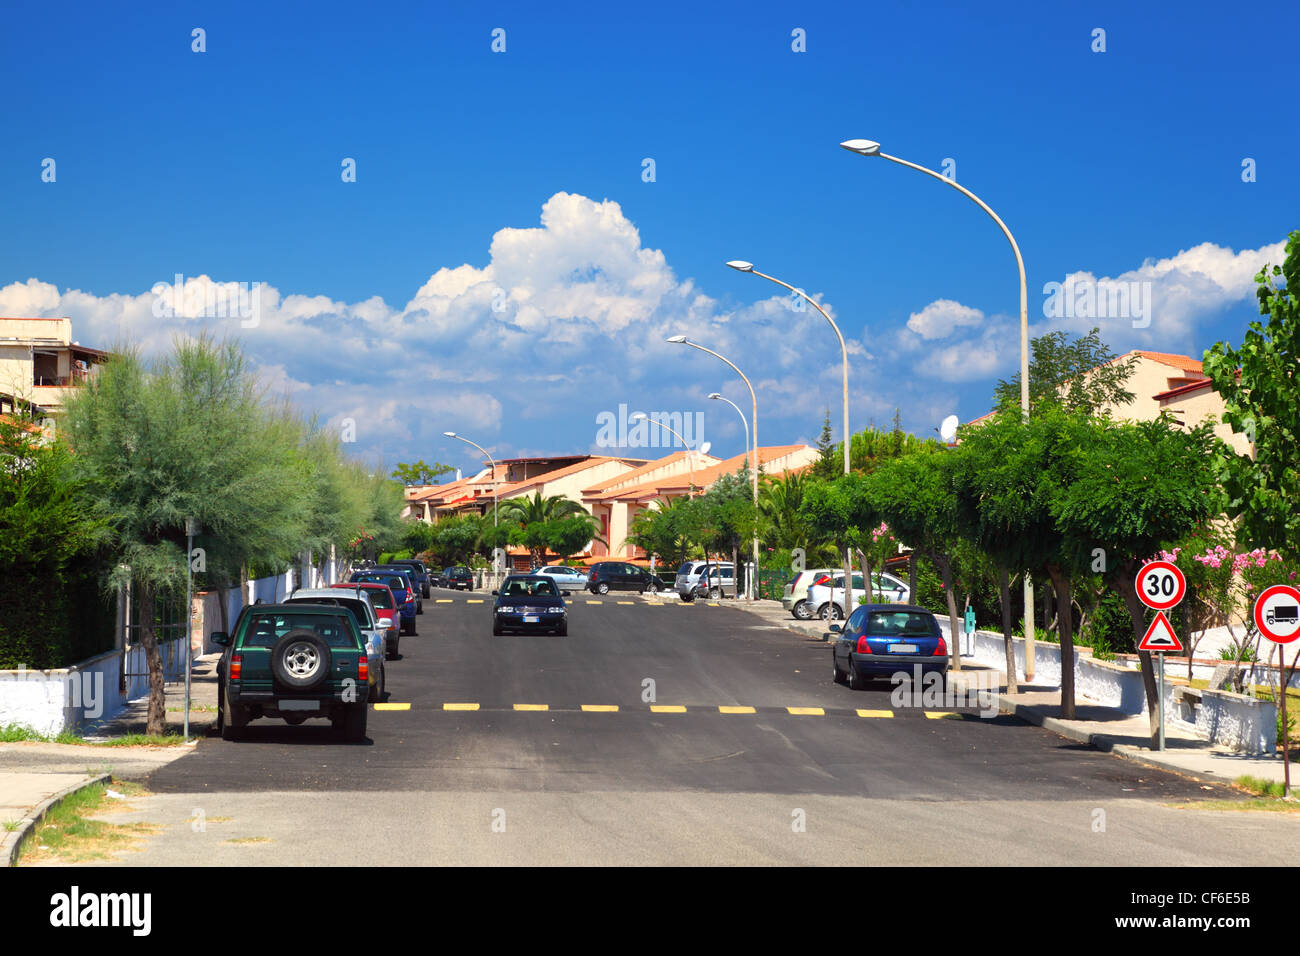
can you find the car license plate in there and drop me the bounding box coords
[888,644,919,654]
[523,615,539,623]
[280,699,319,711]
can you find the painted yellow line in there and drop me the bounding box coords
[466,599,484,604]
[435,599,453,603]
[787,706,825,716]
[856,709,894,719]
[924,711,959,719]
[587,600,603,604]
[373,703,410,711]
[718,705,756,715]
[617,600,635,605]
[707,602,720,606]
[513,703,549,711]
[649,705,687,713]
[443,702,480,711]
[581,704,619,712]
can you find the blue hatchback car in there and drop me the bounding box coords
[831,604,947,690]
[351,571,417,635]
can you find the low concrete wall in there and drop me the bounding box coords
[1077,656,1147,715]
[1168,683,1277,756]
[0,640,185,736]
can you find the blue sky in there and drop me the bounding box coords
[2,0,1296,474]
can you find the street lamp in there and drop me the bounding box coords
[707,392,749,465]
[667,335,760,601]
[629,412,710,497]
[840,136,1031,675]
[445,431,501,579]
[725,259,854,610]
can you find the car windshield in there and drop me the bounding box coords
[356,574,406,592]
[502,578,558,597]
[865,611,936,638]
[288,597,369,628]
[241,613,358,648]
[359,588,393,609]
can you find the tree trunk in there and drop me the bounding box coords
[1047,563,1076,719]
[217,585,229,636]
[137,583,167,736]
[930,551,962,672]
[999,567,1018,693]
[908,552,917,602]
[1108,561,1160,747]
[857,548,873,605]
[843,546,855,619]
[731,543,739,598]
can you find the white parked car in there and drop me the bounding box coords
[805,571,911,621]
[782,568,837,620]
[534,564,590,592]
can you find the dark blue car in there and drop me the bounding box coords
[831,604,947,690]
[351,571,417,635]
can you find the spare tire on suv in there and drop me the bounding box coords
[270,629,332,690]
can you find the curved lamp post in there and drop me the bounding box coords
[707,392,749,465]
[629,412,710,497]
[840,136,1030,675]
[667,335,760,601]
[444,430,499,529]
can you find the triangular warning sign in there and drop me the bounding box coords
[1138,611,1183,652]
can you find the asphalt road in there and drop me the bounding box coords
[87,590,1298,865]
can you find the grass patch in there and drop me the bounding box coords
[16,780,161,865]
[1171,798,1300,814]
[3,819,21,832]
[0,724,187,747]
[166,704,216,713]
[1235,775,1289,798]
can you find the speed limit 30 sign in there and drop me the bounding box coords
[1136,560,1187,610]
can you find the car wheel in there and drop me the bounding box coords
[337,704,368,742]
[848,664,870,691]
[644,580,658,594]
[221,695,249,741]
[556,622,568,636]
[369,664,385,702]
[709,587,721,599]
[493,622,503,636]
[283,715,309,726]
[422,585,430,599]
[817,603,843,621]
[832,653,847,684]
[792,600,812,621]
[680,591,695,603]
[270,630,331,691]
[597,582,610,594]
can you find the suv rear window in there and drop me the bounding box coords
[288,597,370,629]
[241,613,359,648]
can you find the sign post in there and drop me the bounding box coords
[1253,584,1300,797]
[1136,560,1187,751]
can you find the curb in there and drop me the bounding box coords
[2,772,112,867]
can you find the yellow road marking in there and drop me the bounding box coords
[617,600,635,605]
[513,703,549,711]
[707,602,720,606]
[581,704,619,712]
[857,709,894,718]
[587,600,603,604]
[373,703,410,711]
[924,711,959,719]
[443,702,480,711]
[435,599,453,603]
[650,705,687,713]
[719,705,756,715]
[466,599,484,604]
[787,706,824,716]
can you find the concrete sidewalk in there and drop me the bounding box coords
[678,593,1296,788]
[80,652,222,740]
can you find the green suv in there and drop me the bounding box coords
[213,603,374,742]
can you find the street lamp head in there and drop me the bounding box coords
[665,334,687,344]
[840,138,882,156]
[707,392,722,400]
[725,260,754,273]
[630,412,647,422]
[443,431,457,438]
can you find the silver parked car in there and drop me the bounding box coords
[674,559,734,602]
[534,564,590,592]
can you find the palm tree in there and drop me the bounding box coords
[494,491,591,566]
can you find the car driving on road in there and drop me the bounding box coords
[441,566,474,590]
[492,574,568,635]
[831,604,948,691]
[213,603,376,742]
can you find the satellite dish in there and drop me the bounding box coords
[939,415,959,443]
[698,441,712,456]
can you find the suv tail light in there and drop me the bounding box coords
[855,636,872,654]
[934,636,947,657]
[230,654,242,680]
[358,654,369,682]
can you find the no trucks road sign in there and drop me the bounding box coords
[1253,584,1300,645]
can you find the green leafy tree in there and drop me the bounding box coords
[391,460,455,486]
[810,408,840,481]
[1052,417,1226,743]
[63,337,320,733]
[994,326,1138,419]
[626,497,694,567]
[495,492,589,566]
[1203,230,1300,562]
